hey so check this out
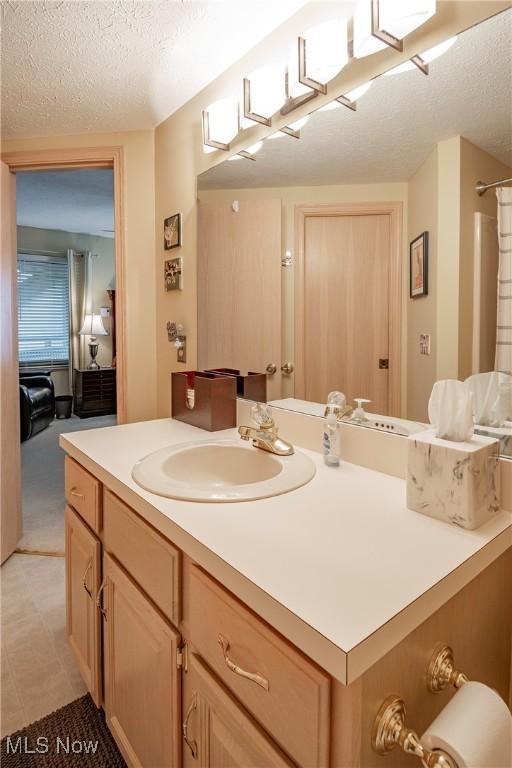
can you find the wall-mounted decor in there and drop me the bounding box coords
[410,231,428,298]
[164,213,182,250]
[164,257,183,291]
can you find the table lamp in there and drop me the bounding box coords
[79,313,108,370]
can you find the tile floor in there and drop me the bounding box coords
[1,554,87,737]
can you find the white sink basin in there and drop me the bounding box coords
[131,438,316,502]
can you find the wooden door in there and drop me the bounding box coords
[183,652,293,768]
[0,161,21,563]
[102,552,181,768]
[198,199,282,400]
[296,204,402,415]
[65,505,102,705]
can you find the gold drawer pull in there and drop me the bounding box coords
[81,560,93,598]
[96,578,107,619]
[70,487,85,499]
[182,692,198,759]
[218,634,269,691]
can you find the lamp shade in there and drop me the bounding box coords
[79,313,108,336]
[354,0,436,58]
[288,19,349,99]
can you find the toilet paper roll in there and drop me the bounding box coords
[422,681,512,768]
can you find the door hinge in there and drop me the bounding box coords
[177,641,188,672]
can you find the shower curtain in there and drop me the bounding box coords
[496,188,512,376]
[67,250,93,393]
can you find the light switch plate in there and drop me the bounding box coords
[420,333,431,355]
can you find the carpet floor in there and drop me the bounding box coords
[0,695,126,767]
[20,414,116,553]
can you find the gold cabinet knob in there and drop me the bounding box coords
[266,363,277,375]
[281,362,295,375]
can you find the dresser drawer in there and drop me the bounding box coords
[64,457,102,533]
[186,564,330,767]
[103,490,180,625]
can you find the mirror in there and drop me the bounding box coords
[197,10,512,457]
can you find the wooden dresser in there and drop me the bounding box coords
[73,367,116,418]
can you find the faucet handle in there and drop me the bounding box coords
[250,403,274,430]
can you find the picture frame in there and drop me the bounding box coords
[164,257,183,291]
[164,212,182,250]
[410,231,428,298]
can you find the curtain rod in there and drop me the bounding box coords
[476,177,512,196]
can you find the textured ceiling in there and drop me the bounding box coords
[1,0,306,138]
[16,169,114,237]
[199,10,512,189]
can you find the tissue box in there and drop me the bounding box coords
[407,430,500,530]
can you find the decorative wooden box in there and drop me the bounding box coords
[206,368,267,403]
[171,371,237,432]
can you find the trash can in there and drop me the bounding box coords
[55,395,73,419]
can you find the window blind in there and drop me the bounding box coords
[17,252,70,368]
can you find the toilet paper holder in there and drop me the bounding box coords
[371,644,469,767]
[371,695,458,767]
[427,643,469,693]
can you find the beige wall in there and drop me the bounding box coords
[154,2,507,417]
[407,146,438,422]
[2,131,156,423]
[199,182,408,408]
[458,137,512,379]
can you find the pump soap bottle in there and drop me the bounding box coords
[323,391,344,467]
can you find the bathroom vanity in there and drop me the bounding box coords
[60,416,512,768]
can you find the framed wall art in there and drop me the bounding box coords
[410,231,428,298]
[164,257,183,291]
[164,212,182,250]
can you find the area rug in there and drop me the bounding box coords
[0,695,126,767]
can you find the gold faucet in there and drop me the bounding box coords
[238,404,294,456]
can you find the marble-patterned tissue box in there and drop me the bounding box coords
[407,430,500,530]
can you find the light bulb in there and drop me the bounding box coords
[384,36,457,75]
[288,19,349,98]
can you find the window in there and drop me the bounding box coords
[17,252,69,368]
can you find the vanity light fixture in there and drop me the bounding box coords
[202,98,239,152]
[267,115,309,140]
[228,141,263,161]
[383,36,457,75]
[290,19,349,98]
[242,65,286,128]
[353,0,437,58]
[318,81,373,112]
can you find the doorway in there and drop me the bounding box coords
[16,168,117,555]
[294,202,402,416]
[1,146,126,564]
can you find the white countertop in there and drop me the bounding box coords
[60,418,512,684]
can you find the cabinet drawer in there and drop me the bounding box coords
[103,489,180,625]
[186,565,330,767]
[65,457,102,533]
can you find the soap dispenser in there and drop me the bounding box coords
[352,398,371,423]
[323,391,344,466]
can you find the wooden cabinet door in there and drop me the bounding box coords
[183,653,293,768]
[65,505,102,705]
[102,553,181,768]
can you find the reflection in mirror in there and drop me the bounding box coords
[197,11,512,457]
